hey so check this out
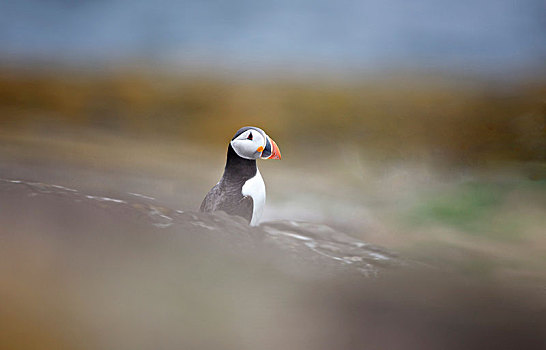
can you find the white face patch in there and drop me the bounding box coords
[230,129,267,160]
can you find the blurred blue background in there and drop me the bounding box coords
[1,0,545,76]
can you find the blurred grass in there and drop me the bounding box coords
[406,179,546,237]
[0,66,544,165]
[408,182,510,234]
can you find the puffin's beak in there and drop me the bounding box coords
[268,138,281,159]
[261,137,281,160]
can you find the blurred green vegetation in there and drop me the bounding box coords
[409,182,508,230]
[0,67,544,165]
[405,181,538,239]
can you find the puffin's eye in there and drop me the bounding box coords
[247,132,253,140]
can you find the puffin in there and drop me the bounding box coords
[200,126,281,226]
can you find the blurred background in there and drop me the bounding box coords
[1,1,545,349]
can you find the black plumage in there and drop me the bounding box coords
[200,143,256,223]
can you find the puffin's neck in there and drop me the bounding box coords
[223,143,257,183]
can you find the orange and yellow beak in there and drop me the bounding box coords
[267,138,281,159]
[260,136,281,160]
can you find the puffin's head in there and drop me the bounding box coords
[230,126,281,160]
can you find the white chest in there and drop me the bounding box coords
[241,169,266,226]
